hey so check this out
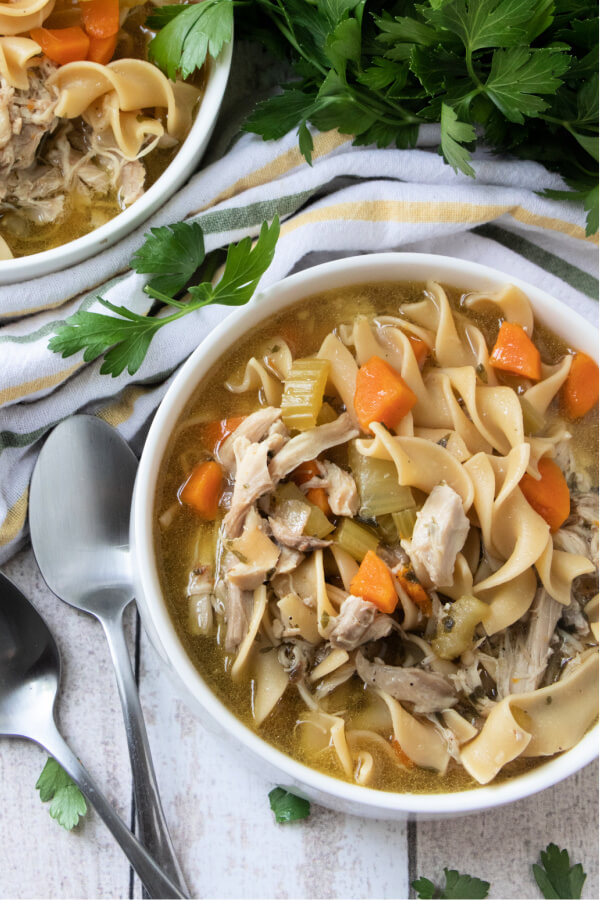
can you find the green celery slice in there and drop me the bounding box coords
[392,507,418,540]
[282,358,330,431]
[348,442,415,517]
[333,517,379,562]
[273,482,334,539]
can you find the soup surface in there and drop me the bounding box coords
[0,1,204,259]
[155,280,599,794]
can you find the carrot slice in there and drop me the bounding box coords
[490,321,541,381]
[349,549,398,614]
[179,461,223,519]
[199,416,246,455]
[407,334,429,368]
[81,0,120,38]
[519,457,570,533]
[395,566,432,617]
[30,26,90,65]
[561,351,599,419]
[291,460,321,485]
[306,487,331,516]
[354,355,417,434]
[87,32,117,65]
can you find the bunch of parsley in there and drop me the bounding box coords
[146,0,598,235]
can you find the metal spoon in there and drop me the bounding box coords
[29,415,188,896]
[0,571,184,899]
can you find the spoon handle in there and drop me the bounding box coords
[40,721,186,900]
[100,601,189,896]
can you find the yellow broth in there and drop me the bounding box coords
[154,281,598,794]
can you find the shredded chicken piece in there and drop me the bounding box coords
[268,414,359,483]
[223,431,283,538]
[303,460,359,517]
[218,407,283,472]
[273,546,305,575]
[268,510,332,551]
[495,588,562,698]
[328,595,394,651]
[356,653,457,713]
[0,60,59,178]
[402,484,469,588]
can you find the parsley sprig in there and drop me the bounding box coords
[146,0,598,234]
[268,787,311,823]
[48,218,280,377]
[413,868,490,899]
[36,758,87,831]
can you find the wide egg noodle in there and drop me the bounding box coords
[48,60,200,160]
[479,567,538,635]
[400,282,474,368]
[0,36,41,89]
[462,284,534,335]
[535,536,596,606]
[357,424,474,510]
[423,371,491,453]
[523,355,572,417]
[317,333,360,428]
[460,652,599,783]
[251,648,288,727]
[376,689,450,773]
[0,0,54,34]
[225,356,283,405]
[463,323,499,385]
[231,585,267,681]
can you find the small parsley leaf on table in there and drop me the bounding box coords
[412,868,490,899]
[36,757,87,831]
[268,787,310,824]
[532,843,587,899]
[148,0,233,80]
[48,218,279,377]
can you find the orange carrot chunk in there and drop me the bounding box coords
[349,549,398,614]
[354,355,417,434]
[199,416,246,455]
[407,334,429,368]
[81,0,120,38]
[291,460,321,485]
[30,26,90,65]
[87,32,117,64]
[179,461,223,520]
[519,457,570,533]
[490,321,541,381]
[306,487,331,516]
[561,351,599,419]
[396,566,432,617]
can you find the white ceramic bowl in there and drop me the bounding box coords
[131,253,599,819]
[0,43,232,285]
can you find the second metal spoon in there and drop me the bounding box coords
[29,415,188,897]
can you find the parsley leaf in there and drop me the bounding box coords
[268,787,311,824]
[36,758,87,831]
[440,102,476,176]
[148,0,233,80]
[131,222,205,296]
[49,218,280,377]
[422,0,538,52]
[532,843,587,899]
[413,868,490,899]
[484,47,571,124]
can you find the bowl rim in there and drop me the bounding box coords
[0,40,233,282]
[132,252,599,816]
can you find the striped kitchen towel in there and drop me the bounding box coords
[0,125,597,562]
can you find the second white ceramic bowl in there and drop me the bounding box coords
[0,43,233,284]
[131,253,598,820]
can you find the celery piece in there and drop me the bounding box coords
[348,442,415,517]
[282,357,330,431]
[377,514,398,544]
[519,395,545,436]
[316,401,338,425]
[274,482,334,539]
[392,507,418,540]
[333,517,379,562]
[431,594,489,660]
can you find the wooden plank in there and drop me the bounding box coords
[412,761,599,899]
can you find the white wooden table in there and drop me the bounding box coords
[1,545,598,900]
[1,41,598,900]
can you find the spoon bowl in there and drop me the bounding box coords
[29,415,187,893]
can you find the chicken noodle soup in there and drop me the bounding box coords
[0,1,204,259]
[155,281,599,792]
